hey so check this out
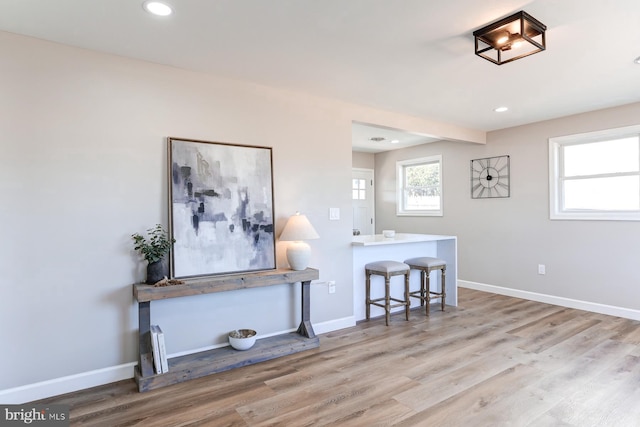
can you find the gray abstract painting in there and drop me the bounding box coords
[168,138,275,278]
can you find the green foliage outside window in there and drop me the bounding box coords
[406,163,440,197]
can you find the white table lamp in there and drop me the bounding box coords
[279,212,320,270]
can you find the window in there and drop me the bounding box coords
[549,124,640,221]
[397,155,442,216]
[352,178,366,200]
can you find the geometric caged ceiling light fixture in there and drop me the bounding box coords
[473,11,546,65]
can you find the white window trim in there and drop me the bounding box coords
[549,124,640,221]
[396,155,443,217]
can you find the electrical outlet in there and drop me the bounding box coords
[538,264,546,275]
[328,281,336,294]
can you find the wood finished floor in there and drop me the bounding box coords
[35,288,640,426]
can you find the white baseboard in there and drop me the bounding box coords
[458,280,640,321]
[313,316,356,334]
[0,362,136,404]
[0,316,356,404]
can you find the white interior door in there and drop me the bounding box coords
[352,168,375,235]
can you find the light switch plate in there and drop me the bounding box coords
[329,208,340,220]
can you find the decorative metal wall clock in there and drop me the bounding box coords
[470,155,510,199]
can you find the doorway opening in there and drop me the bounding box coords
[352,168,374,235]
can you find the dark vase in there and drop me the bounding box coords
[146,257,169,284]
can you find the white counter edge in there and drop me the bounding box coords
[352,233,457,246]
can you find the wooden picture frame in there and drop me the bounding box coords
[168,137,276,278]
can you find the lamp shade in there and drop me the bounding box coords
[473,10,546,65]
[280,212,319,271]
[279,213,319,242]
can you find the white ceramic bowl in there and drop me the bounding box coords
[228,329,257,350]
[382,230,395,238]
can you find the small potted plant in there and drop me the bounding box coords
[132,224,175,284]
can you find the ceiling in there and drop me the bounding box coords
[2,0,640,153]
[352,123,441,153]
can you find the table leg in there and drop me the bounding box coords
[138,301,155,377]
[296,280,316,338]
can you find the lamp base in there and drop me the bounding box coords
[286,241,311,271]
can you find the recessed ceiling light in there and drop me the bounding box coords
[143,1,173,16]
[369,137,386,142]
[635,56,640,64]
[390,139,400,144]
[494,106,509,113]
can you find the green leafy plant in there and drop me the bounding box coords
[132,224,175,264]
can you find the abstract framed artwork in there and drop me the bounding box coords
[168,137,276,278]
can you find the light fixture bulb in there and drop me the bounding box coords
[497,35,509,44]
[143,1,173,16]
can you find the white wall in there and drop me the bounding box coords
[0,31,482,399]
[375,102,640,314]
[352,151,375,169]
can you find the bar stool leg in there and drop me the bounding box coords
[384,275,391,326]
[426,269,431,316]
[404,272,410,321]
[420,270,426,307]
[365,271,371,320]
[441,267,446,312]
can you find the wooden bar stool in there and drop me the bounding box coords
[404,257,446,315]
[365,260,411,326]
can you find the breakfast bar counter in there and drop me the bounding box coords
[352,233,457,321]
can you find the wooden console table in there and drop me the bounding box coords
[133,268,319,392]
